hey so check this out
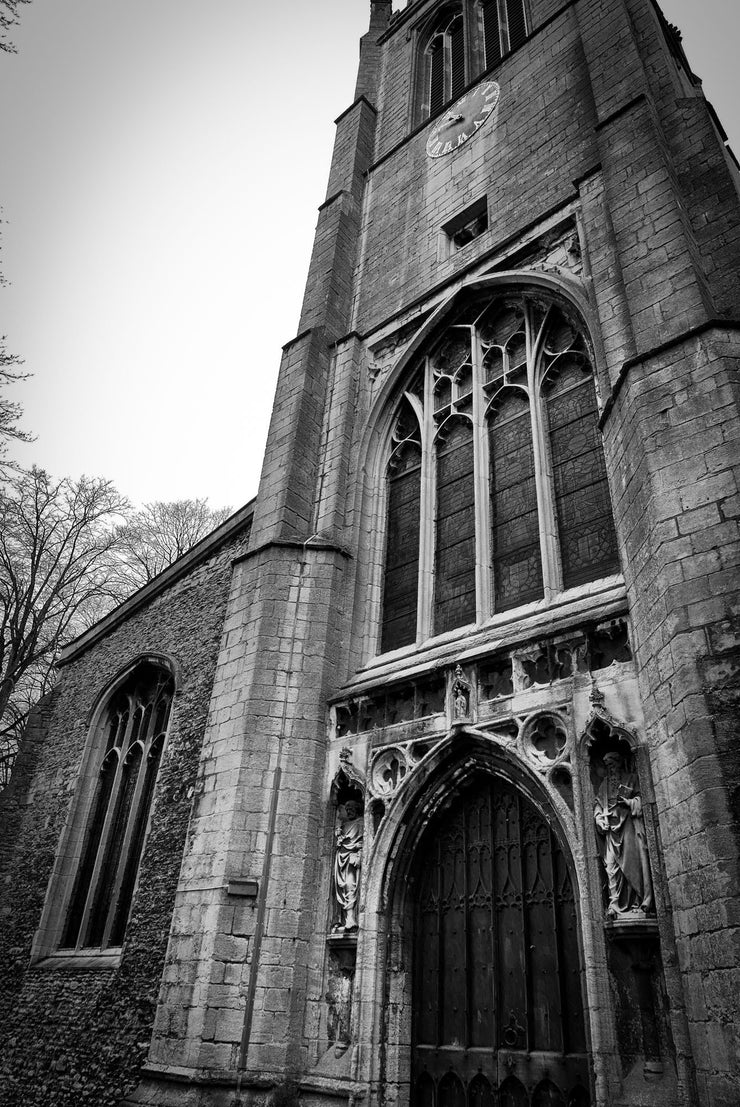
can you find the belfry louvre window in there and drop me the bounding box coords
[417,2,529,122]
[423,7,466,118]
[60,662,173,951]
[379,293,619,653]
[481,0,528,69]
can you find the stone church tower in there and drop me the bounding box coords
[1,2,739,1107]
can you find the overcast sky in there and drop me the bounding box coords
[1,0,738,512]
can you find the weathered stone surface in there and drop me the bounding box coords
[1,2,739,1106]
[0,518,251,1105]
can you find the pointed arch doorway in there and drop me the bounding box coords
[411,774,591,1107]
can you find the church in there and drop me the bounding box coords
[1,1,739,1105]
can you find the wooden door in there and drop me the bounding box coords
[412,777,591,1107]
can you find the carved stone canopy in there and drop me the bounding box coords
[330,746,366,806]
[451,664,472,722]
[583,691,636,753]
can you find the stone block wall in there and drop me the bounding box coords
[123,534,353,1103]
[602,325,740,1105]
[3,2,738,1105]
[359,6,598,329]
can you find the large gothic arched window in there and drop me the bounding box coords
[59,661,173,952]
[380,291,620,653]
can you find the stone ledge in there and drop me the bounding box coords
[342,577,627,697]
[29,950,121,972]
[599,318,740,430]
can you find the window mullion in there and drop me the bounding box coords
[498,0,510,53]
[472,327,491,622]
[76,716,131,948]
[417,356,436,642]
[99,741,150,950]
[526,306,562,598]
[463,0,477,80]
[444,29,452,103]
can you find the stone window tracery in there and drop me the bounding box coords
[380,292,620,653]
[59,661,173,953]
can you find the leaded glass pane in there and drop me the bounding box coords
[490,392,543,610]
[382,448,422,652]
[545,368,619,588]
[435,419,476,633]
[382,401,423,652]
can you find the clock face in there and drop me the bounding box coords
[425,80,500,159]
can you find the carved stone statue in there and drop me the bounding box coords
[594,751,654,918]
[333,800,364,931]
[451,664,471,720]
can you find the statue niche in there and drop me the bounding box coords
[326,946,354,1056]
[450,663,472,722]
[330,748,366,933]
[591,740,654,919]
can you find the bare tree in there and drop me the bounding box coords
[0,345,32,474]
[2,205,33,470]
[0,467,128,783]
[0,481,231,786]
[0,663,52,788]
[0,0,30,52]
[114,498,232,592]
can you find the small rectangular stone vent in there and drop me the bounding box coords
[440,196,488,259]
[227,879,259,898]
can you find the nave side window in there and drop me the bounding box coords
[59,662,173,952]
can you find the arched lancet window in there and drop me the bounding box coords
[60,661,173,952]
[381,394,423,654]
[379,290,619,652]
[415,2,530,123]
[422,7,466,119]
